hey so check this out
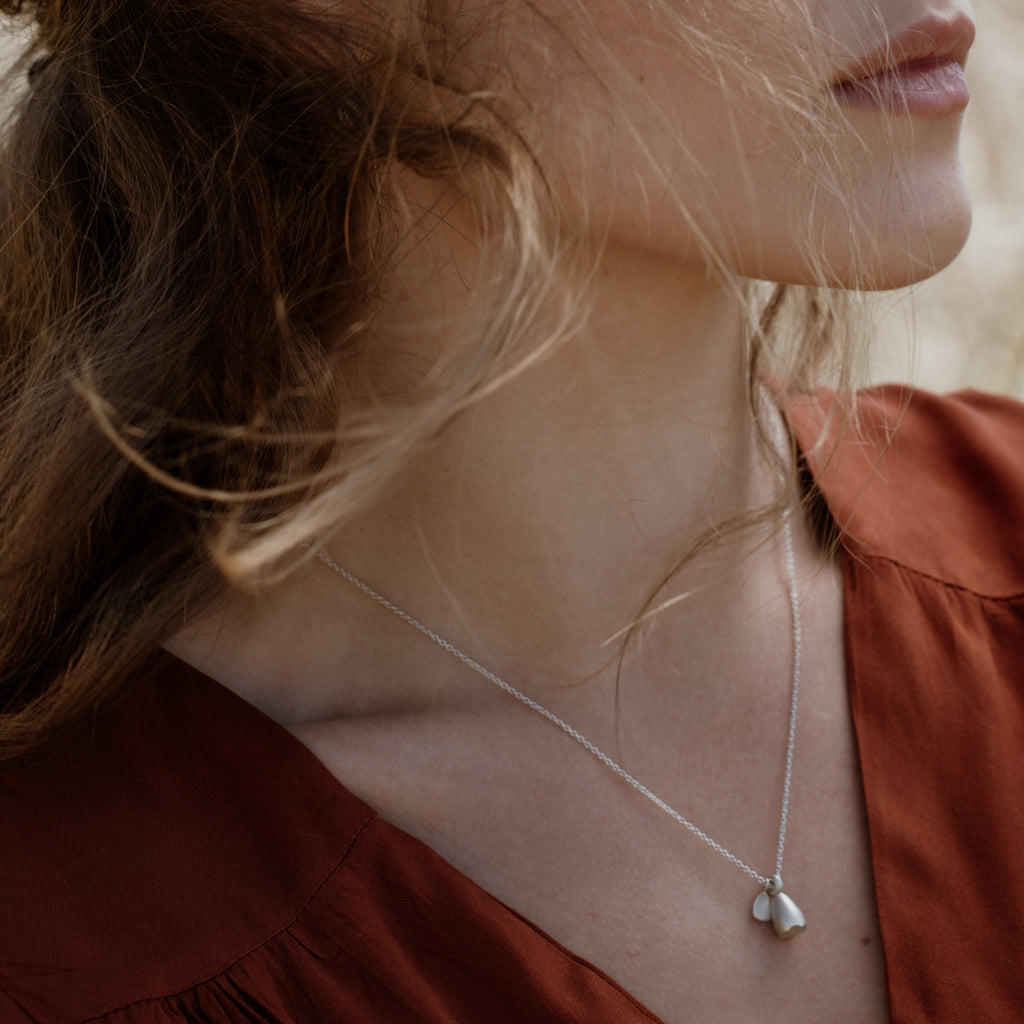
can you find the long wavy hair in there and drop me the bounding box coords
[0,0,865,757]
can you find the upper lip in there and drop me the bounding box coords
[833,11,976,84]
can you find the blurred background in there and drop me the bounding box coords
[2,3,1022,396]
[873,0,1024,396]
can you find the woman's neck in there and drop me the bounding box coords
[170,246,788,724]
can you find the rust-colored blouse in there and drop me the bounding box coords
[2,387,1023,1022]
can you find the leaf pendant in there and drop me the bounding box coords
[752,891,773,922]
[770,892,806,939]
[751,877,806,939]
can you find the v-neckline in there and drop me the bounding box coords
[156,644,671,1020]
[156,393,894,1023]
[155,516,885,1024]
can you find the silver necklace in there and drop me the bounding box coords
[309,517,806,939]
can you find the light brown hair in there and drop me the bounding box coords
[0,0,858,756]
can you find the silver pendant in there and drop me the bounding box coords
[751,875,806,939]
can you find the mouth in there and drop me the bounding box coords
[832,11,976,116]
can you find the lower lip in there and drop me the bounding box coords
[834,59,970,117]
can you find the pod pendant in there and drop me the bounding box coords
[751,875,806,939]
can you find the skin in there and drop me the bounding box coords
[171,0,973,1019]
[507,0,973,285]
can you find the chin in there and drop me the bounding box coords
[865,178,974,291]
[834,133,975,292]
[759,164,973,292]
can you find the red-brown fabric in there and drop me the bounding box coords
[788,387,1024,1023]
[0,658,659,1024]
[2,386,1022,1023]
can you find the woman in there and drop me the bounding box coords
[0,0,1020,1021]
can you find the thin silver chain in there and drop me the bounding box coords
[309,517,801,889]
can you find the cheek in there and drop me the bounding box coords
[528,3,823,253]
[563,73,817,273]
[518,0,972,288]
